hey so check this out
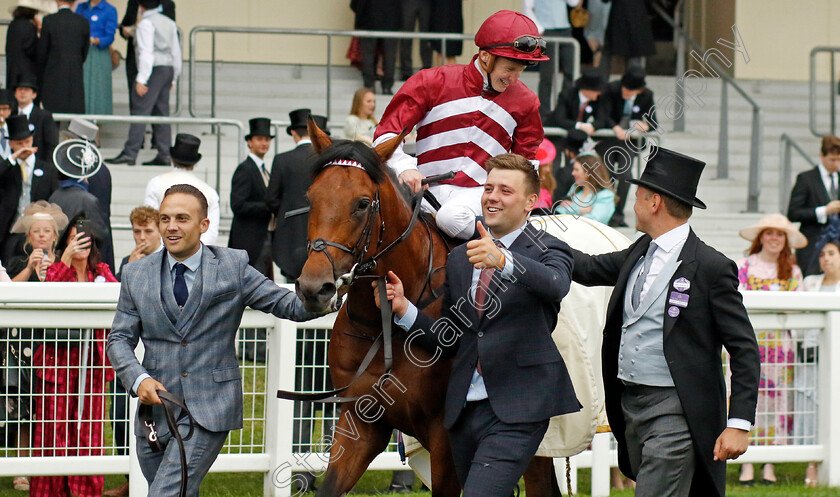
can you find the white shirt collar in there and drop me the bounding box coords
[167,244,203,272]
[20,102,33,118]
[474,58,491,92]
[20,153,36,170]
[818,162,837,181]
[578,91,590,104]
[296,137,312,147]
[492,221,528,249]
[248,153,265,169]
[652,223,690,254]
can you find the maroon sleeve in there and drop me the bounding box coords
[374,70,432,141]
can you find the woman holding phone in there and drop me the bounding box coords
[7,201,68,282]
[29,213,116,497]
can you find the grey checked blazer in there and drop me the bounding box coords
[107,245,315,435]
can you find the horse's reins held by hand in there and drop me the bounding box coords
[139,391,195,497]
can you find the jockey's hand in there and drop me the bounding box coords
[137,377,167,405]
[713,427,749,461]
[372,270,409,318]
[466,221,506,270]
[398,169,428,194]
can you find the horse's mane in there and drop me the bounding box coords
[311,139,412,202]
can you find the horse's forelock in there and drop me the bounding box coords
[311,139,385,184]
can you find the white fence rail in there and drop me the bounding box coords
[1,284,838,496]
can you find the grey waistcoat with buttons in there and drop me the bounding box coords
[618,250,683,387]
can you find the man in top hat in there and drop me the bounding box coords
[373,10,548,240]
[266,109,328,281]
[229,118,274,277]
[597,67,658,227]
[570,146,760,497]
[14,76,58,164]
[143,133,220,244]
[109,0,181,166]
[0,90,13,160]
[0,114,59,258]
[37,0,89,114]
[544,67,610,135]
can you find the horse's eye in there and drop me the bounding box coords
[357,198,371,211]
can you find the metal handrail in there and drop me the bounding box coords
[809,47,840,137]
[650,1,763,213]
[188,26,579,120]
[779,133,817,214]
[53,113,245,194]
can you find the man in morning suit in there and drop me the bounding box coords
[543,67,610,137]
[378,153,580,496]
[14,76,58,164]
[787,135,840,276]
[266,110,328,281]
[37,0,90,114]
[570,146,760,497]
[107,184,324,496]
[0,114,59,260]
[229,118,274,277]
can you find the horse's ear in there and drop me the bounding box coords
[374,127,409,163]
[308,117,332,154]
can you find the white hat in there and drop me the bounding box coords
[738,213,808,249]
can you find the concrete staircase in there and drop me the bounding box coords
[3,56,831,264]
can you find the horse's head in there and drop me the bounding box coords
[296,118,406,313]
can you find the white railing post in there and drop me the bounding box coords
[590,432,611,497]
[820,311,840,485]
[129,339,147,496]
[263,316,298,497]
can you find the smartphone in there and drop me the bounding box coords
[75,219,96,239]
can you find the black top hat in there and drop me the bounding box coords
[15,74,38,92]
[574,67,606,92]
[7,114,33,141]
[170,133,202,166]
[564,129,588,153]
[246,117,274,140]
[621,67,647,90]
[311,114,330,135]
[287,109,312,135]
[0,89,12,107]
[628,145,707,209]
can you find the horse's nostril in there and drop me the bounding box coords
[318,283,337,298]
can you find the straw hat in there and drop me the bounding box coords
[10,200,69,234]
[738,213,807,249]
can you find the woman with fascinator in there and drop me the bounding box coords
[7,200,68,281]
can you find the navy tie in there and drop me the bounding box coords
[173,263,188,308]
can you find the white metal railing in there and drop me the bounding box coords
[1,284,838,496]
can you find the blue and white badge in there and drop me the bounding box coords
[632,105,640,113]
[94,275,106,283]
[673,277,690,292]
[668,306,680,318]
[585,105,592,113]
[91,15,98,21]
[668,291,689,308]
[28,124,35,132]
[33,168,43,177]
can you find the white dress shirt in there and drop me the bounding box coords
[815,162,839,224]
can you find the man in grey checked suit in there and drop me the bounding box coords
[107,184,322,495]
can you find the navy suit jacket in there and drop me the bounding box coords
[408,224,580,428]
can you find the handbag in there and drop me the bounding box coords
[570,5,590,28]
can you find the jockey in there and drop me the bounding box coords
[372,9,548,239]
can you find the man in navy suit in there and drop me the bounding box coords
[378,153,579,496]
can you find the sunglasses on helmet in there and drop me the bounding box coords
[482,35,547,55]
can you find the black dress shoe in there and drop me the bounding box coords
[107,154,136,165]
[142,156,170,166]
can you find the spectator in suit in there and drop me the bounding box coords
[398,0,432,81]
[0,90,13,160]
[266,110,325,281]
[109,0,180,166]
[350,0,400,95]
[229,118,274,276]
[544,67,610,135]
[599,0,655,75]
[378,153,579,495]
[7,200,67,282]
[107,205,161,497]
[143,133,220,245]
[5,1,42,91]
[788,135,840,276]
[76,0,119,115]
[597,67,657,227]
[37,0,90,114]
[522,0,580,113]
[0,114,59,261]
[118,0,175,110]
[14,76,58,164]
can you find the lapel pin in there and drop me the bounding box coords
[673,277,690,292]
[668,291,689,308]
[668,306,680,318]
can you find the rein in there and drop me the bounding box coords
[139,391,195,497]
[277,164,453,404]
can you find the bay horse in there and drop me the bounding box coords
[295,120,564,497]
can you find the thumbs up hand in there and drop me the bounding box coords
[466,221,506,270]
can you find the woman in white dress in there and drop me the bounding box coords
[344,87,378,144]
